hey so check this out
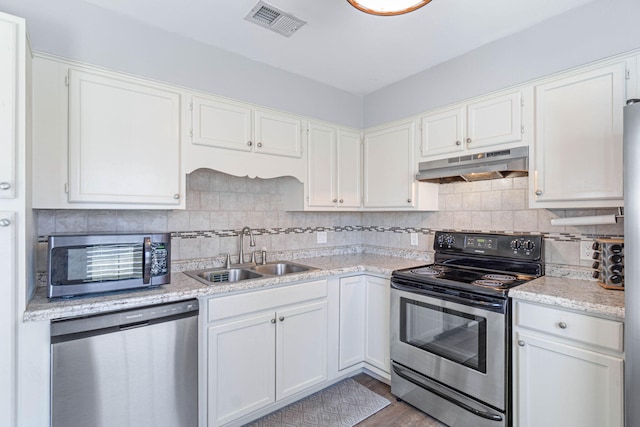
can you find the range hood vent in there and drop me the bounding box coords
[417,146,529,183]
[245,1,306,37]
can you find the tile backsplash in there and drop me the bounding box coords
[35,169,624,274]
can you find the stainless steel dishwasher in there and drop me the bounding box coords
[51,299,199,427]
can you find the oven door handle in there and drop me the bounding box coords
[392,363,504,422]
[391,281,505,311]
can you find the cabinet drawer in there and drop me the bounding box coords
[515,301,623,352]
[207,280,328,322]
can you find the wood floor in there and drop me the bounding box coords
[352,373,448,427]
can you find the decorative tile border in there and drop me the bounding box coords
[38,226,623,243]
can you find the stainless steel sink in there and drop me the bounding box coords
[184,261,316,285]
[251,262,312,276]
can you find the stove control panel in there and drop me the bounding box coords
[434,231,543,261]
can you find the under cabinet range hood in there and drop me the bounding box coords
[416,146,529,183]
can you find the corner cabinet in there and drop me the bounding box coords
[363,121,438,210]
[513,300,624,427]
[203,280,328,427]
[530,61,628,208]
[306,123,361,210]
[186,93,306,181]
[32,56,186,209]
[419,89,529,159]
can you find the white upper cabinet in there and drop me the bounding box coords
[186,92,306,181]
[530,61,627,208]
[68,69,182,205]
[420,89,527,159]
[32,56,186,209]
[363,121,438,210]
[191,95,252,152]
[307,122,361,210]
[0,16,18,199]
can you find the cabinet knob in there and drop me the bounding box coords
[466,138,472,143]
[558,322,568,329]
[407,199,412,203]
[247,141,253,147]
[257,142,263,148]
[279,316,285,322]
[173,194,180,199]
[0,182,10,190]
[0,218,10,227]
[332,199,338,203]
[535,190,543,196]
[518,340,525,347]
[271,318,276,324]
[455,140,462,146]
[339,199,344,203]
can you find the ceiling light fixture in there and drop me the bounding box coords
[346,0,433,16]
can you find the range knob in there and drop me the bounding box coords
[445,235,455,246]
[524,240,535,251]
[511,240,522,250]
[436,234,445,246]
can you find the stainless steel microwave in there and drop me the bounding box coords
[47,233,171,298]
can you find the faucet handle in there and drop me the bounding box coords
[225,253,231,269]
[261,249,267,265]
[250,251,256,264]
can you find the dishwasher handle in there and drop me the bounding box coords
[51,299,199,341]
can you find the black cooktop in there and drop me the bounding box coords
[392,231,544,298]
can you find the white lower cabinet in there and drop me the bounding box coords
[513,301,624,427]
[204,280,328,426]
[338,275,391,377]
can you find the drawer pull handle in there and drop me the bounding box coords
[518,340,525,347]
[0,218,10,227]
[558,322,567,329]
[0,182,10,190]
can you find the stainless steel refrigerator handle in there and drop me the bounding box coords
[392,363,503,422]
[143,237,152,284]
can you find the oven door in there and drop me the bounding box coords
[390,281,507,411]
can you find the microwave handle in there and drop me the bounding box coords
[143,237,152,284]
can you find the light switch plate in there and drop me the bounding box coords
[410,232,419,246]
[317,231,327,244]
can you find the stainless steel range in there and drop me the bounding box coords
[390,231,544,427]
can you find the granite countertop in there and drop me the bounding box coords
[509,276,625,320]
[24,254,426,322]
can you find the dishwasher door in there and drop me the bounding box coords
[51,299,199,427]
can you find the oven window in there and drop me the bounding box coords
[400,297,487,373]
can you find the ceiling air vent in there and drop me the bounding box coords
[245,1,306,37]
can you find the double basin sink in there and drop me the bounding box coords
[185,261,317,285]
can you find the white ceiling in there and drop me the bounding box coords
[80,0,597,96]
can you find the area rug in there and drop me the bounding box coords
[245,378,391,427]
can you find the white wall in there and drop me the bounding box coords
[0,0,363,128]
[363,0,640,127]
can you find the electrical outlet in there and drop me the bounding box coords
[580,240,595,261]
[317,231,327,244]
[410,232,419,246]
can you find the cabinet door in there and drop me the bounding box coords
[68,69,182,205]
[207,312,276,427]
[337,130,362,208]
[363,122,415,208]
[307,123,337,207]
[467,90,522,149]
[0,212,15,427]
[191,95,252,152]
[276,301,328,400]
[420,106,465,157]
[0,16,18,199]
[515,331,623,427]
[254,109,302,158]
[364,276,390,373]
[532,63,625,206]
[338,276,366,370]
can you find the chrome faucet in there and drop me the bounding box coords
[238,226,256,264]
